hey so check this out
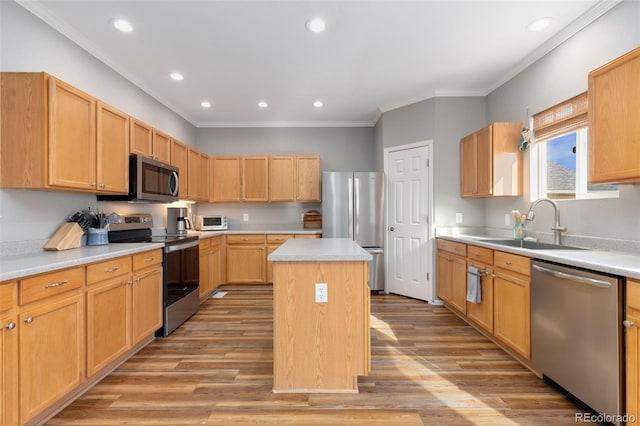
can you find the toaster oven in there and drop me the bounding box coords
[197,215,228,230]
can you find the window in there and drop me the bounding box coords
[530,93,618,200]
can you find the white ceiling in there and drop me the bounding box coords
[18,0,618,127]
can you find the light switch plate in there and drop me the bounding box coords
[243,213,249,222]
[455,212,463,224]
[315,283,328,303]
[504,213,510,225]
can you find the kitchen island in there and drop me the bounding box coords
[268,238,372,393]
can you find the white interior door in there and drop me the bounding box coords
[385,143,433,301]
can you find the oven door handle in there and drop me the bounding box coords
[165,239,200,253]
[532,264,611,288]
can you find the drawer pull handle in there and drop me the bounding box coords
[505,260,512,265]
[44,280,68,288]
[624,320,634,328]
[104,267,120,273]
[24,317,34,324]
[5,322,16,330]
[127,280,133,285]
[144,257,155,262]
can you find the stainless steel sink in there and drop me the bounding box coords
[485,239,586,250]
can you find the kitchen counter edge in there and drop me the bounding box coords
[437,235,640,279]
[191,229,322,238]
[0,243,165,282]
[269,238,372,262]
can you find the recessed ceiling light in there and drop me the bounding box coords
[313,100,324,108]
[201,101,211,108]
[112,19,133,33]
[527,17,551,32]
[258,101,269,108]
[170,72,184,81]
[306,17,326,33]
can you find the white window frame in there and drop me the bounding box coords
[530,127,619,201]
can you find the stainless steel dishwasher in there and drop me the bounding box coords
[531,260,623,421]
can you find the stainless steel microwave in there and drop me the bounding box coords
[97,155,179,203]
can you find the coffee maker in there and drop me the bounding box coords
[167,207,188,236]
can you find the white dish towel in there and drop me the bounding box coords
[466,266,481,304]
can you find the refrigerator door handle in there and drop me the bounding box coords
[354,176,360,241]
[348,177,354,239]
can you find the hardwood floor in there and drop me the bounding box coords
[48,287,582,425]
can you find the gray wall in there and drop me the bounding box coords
[485,0,640,242]
[374,97,487,227]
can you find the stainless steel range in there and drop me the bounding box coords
[108,213,200,337]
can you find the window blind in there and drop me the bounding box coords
[533,92,588,141]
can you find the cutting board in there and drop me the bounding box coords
[43,222,85,251]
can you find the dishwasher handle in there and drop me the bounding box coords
[532,264,611,288]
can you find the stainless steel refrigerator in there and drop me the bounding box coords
[322,172,384,291]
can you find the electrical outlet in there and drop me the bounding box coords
[455,212,463,224]
[315,283,328,303]
[243,213,249,222]
[504,213,511,225]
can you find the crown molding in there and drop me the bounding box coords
[196,121,374,128]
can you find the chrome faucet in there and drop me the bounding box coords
[525,198,567,245]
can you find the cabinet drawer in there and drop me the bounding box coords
[199,238,211,251]
[437,239,467,257]
[467,245,493,265]
[20,267,84,305]
[87,256,131,285]
[226,234,266,245]
[267,234,292,244]
[0,281,18,312]
[294,234,321,239]
[494,251,530,276]
[132,249,162,271]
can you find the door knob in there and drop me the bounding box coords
[389,227,395,232]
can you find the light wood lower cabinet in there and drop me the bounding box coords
[226,234,267,284]
[131,251,163,345]
[626,278,640,425]
[436,239,467,314]
[0,281,18,426]
[267,234,294,283]
[19,292,84,423]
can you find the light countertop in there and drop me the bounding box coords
[268,238,372,262]
[438,234,640,279]
[191,229,322,238]
[0,243,164,282]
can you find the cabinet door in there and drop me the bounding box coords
[449,255,467,314]
[493,270,530,360]
[130,118,153,158]
[589,48,640,184]
[210,156,241,202]
[199,153,209,202]
[466,263,494,333]
[211,237,222,292]
[269,156,295,201]
[0,311,18,426]
[475,126,492,196]
[171,140,189,199]
[19,293,84,423]
[436,252,451,303]
[626,278,640,425]
[188,148,201,201]
[131,267,162,345]
[199,239,213,301]
[97,102,129,194]
[86,276,131,377]
[242,156,269,201]
[296,155,321,202]
[460,133,476,197]
[152,130,171,163]
[226,246,266,283]
[48,77,96,190]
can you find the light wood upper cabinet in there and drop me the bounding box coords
[296,155,321,202]
[460,122,522,198]
[199,152,210,202]
[129,118,153,158]
[171,139,189,199]
[242,156,269,202]
[48,77,97,190]
[187,148,209,202]
[269,156,296,202]
[210,156,242,202]
[97,102,129,193]
[588,47,640,184]
[152,129,172,163]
